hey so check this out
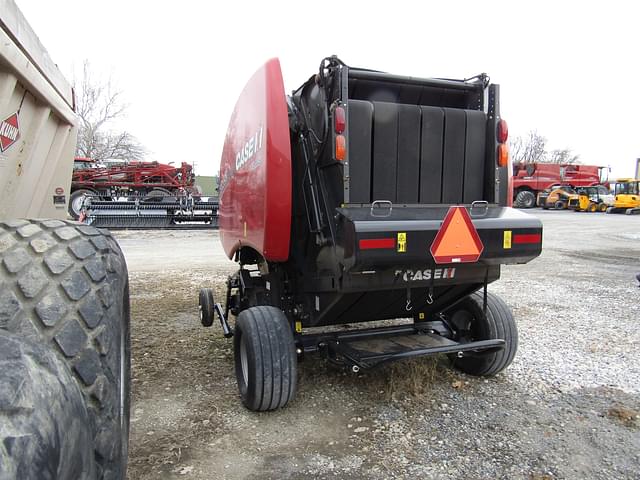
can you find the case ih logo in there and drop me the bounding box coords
[0,112,20,152]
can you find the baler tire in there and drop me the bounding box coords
[445,292,518,376]
[514,191,536,209]
[68,189,94,220]
[233,306,297,411]
[199,288,215,327]
[0,219,131,479]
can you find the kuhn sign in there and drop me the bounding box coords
[0,112,20,152]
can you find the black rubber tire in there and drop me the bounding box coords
[233,306,297,411]
[0,219,130,479]
[0,331,95,479]
[514,190,536,209]
[445,292,518,376]
[68,189,94,220]
[199,288,215,327]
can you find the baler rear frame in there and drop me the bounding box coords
[207,56,542,411]
[204,269,506,372]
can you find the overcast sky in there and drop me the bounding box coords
[15,0,640,178]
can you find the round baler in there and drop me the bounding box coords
[203,57,543,411]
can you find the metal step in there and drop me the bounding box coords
[327,328,504,369]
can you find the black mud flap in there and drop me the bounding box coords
[326,325,504,370]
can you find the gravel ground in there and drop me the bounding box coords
[116,210,640,480]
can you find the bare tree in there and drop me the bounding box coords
[75,61,146,161]
[509,130,547,164]
[509,135,524,164]
[546,148,580,165]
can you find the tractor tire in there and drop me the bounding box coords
[68,189,94,220]
[599,203,608,212]
[0,331,95,479]
[0,219,130,479]
[514,191,536,209]
[445,291,518,376]
[198,288,215,327]
[588,202,597,212]
[233,306,297,411]
[554,200,565,210]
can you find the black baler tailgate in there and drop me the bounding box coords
[337,205,542,271]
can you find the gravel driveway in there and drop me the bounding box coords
[117,210,640,479]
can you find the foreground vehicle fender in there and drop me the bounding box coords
[0,219,130,479]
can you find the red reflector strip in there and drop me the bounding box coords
[359,238,395,250]
[513,234,542,244]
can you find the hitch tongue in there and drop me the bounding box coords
[214,303,234,338]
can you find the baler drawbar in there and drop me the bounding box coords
[199,56,542,411]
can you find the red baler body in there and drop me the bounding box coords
[219,59,292,262]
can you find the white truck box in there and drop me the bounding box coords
[0,0,77,219]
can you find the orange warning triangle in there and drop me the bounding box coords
[430,206,483,264]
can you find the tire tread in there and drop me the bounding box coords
[0,219,129,479]
[449,291,518,376]
[234,306,297,411]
